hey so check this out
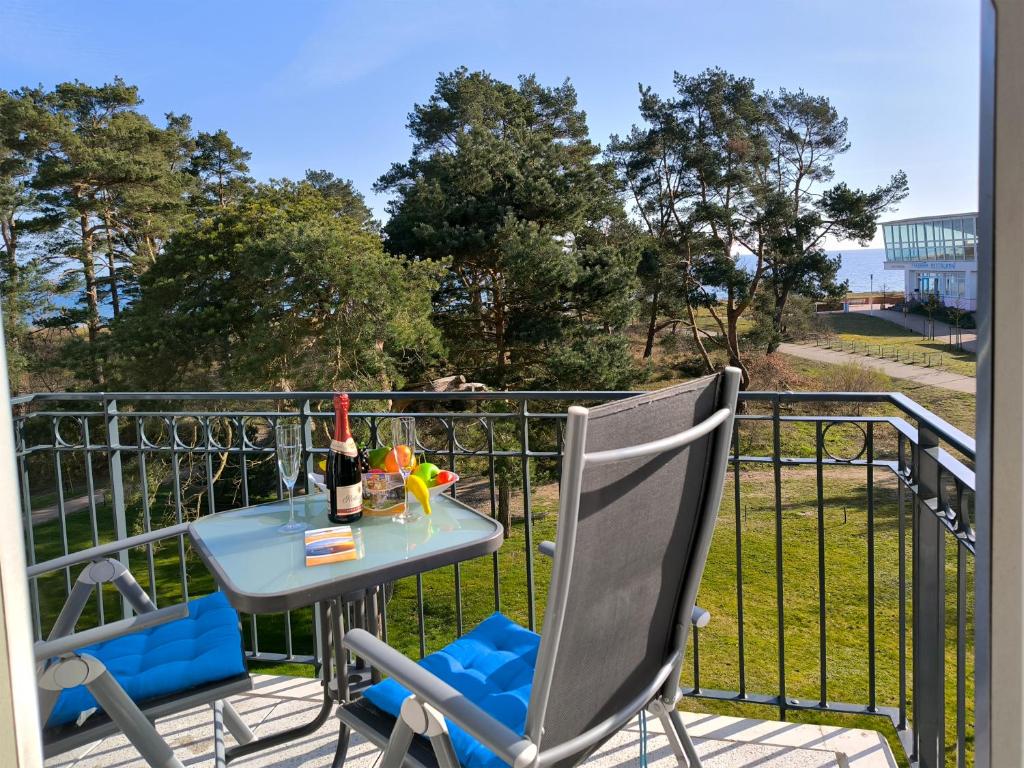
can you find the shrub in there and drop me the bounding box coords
[818,363,892,415]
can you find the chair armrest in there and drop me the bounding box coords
[35,602,189,661]
[26,523,190,579]
[539,541,709,627]
[344,628,537,767]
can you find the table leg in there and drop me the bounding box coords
[367,588,382,684]
[224,602,338,764]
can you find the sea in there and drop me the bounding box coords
[42,248,890,315]
[737,248,889,294]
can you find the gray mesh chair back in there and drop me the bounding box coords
[526,368,739,767]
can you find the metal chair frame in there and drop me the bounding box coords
[338,368,741,768]
[30,524,255,768]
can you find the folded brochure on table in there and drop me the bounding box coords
[304,526,361,567]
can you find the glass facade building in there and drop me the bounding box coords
[881,215,977,262]
[881,212,978,310]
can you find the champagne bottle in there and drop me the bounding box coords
[327,393,363,524]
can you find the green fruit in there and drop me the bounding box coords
[368,446,391,470]
[412,462,441,484]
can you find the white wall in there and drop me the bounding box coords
[0,318,42,766]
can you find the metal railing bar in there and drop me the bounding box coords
[243,651,317,665]
[170,441,189,605]
[81,418,104,625]
[521,400,536,632]
[416,574,426,659]
[17,441,42,639]
[13,388,976,450]
[486,418,500,614]
[957,543,968,768]
[897,435,907,731]
[135,427,158,606]
[285,610,294,660]
[681,687,904,721]
[733,425,746,698]
[50,418,72,597]
[447,419,463,639]
[815,422,827,708]
[866,423,877,712]
[772,397,786,720]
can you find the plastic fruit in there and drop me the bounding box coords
[435,470,457,485]
[406,474,432,515]
[383,445,414,473]
[413,462,441,484]
[367,446,390,470]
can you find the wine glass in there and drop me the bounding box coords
[390,417,421,524]
[276,422,306,533]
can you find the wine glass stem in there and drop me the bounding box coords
[287,485,295,524]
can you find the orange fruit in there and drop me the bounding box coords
[383,444,414,473]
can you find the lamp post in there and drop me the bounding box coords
[869,273,873,310]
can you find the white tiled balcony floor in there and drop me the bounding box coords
[45,675,898,768]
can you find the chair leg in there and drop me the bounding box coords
[220,700,255,745]
[379,718,414,768]
[428,729,461,768]
[86,664,185,768]
[667,709,703,768]
[332,721,351,768]
[212,700,226,768]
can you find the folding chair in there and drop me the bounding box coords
[31,523,255,768]
[336,368,740,768]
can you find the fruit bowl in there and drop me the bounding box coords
[307,471,459,498]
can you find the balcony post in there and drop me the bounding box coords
[103,398,132,619]
[912,421,945,768]
[300,398,314,495]
[977,1,1024,765]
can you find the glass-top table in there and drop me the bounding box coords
[189,492,503,765]
[190,492,503,614]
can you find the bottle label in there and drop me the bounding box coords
[330,438,359,458]
[335,482,362,516]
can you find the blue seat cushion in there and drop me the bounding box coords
[47,591,246,728]
[363,612,539,768]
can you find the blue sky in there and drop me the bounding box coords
[2,0,979,248]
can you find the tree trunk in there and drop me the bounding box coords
[106,250,120,317]
[643,288,660,359]
[81,215,100,346]
[686,302,714,373]
[726,305,750,389]
[0,215,15,265]
[80,214,104,387]
[492,280,507,386]
[766,288,790,355]
[104,214,121,317]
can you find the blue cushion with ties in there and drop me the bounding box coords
[363,612,540,768]
[47,591,246,728]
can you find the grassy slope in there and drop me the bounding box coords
[824,312,977,378]
[28,351,975,766]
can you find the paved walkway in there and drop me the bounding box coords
[779,343,976,393]
[851,307,977,353]
[46,674,897,768]
[31,492,104,525]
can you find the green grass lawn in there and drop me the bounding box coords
[823,313,977,378]
[26,355,976,767]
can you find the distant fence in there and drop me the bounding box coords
[816,296,902,312]
[807,335,945,368]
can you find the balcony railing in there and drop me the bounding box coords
[12,389,975,768]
